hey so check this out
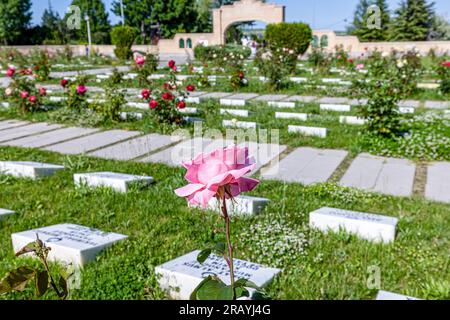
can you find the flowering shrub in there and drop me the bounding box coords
[308,48,331,75]
[175,145,265,300]
[61,76,89,112]
[194,44,251,66]
[30,49,51,82]
[91,87,126,122]
[333,45,351,68]
[255,47,295,90]
[5,66,44,113]
[134,53,159,86]
[0,48,25,69]
[140,61,194,124]
[436,59,450,94]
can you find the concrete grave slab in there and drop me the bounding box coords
[0,208,15,219]
[340,153,416,197]
[43,130,141,155]
[0,123,62,143]
[74,172,154,192]
[0,161,64,179]
[0,120,30,131]
[261,147,348,185]
[425,162,450,203]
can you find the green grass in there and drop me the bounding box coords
[0,146,449,300]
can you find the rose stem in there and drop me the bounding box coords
[222,194,235,300]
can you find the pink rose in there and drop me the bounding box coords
[29,96,37,104]
[20,91,29,99]
[356,64,365,70]
[442,61,450,68]
[175,145,259,208]
[76,85,87,95]
[6,68,15,77]
[39,87,47,96]
[135,56,145,66]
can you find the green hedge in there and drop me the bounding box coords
[111,26,138,60]
[265,22,312,55]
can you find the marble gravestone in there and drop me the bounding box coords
[11,224,127,266]
[376,290,421,300]
[288,125,327,138]
[155,250,281,300]
[193,195,270,216]
[0,161,64,179]
[320,104,351,112]
[222,120,257,130]
[309,207,398,243]
[0,208,15,219]
[74,172,154,193]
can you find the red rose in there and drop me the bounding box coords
[186,84,195,92]
[162,92,174,101]
[60,79,69,88]
[29,96,37,104]
[239,72,245,80]
[178,101,186,109]
[39,88,47,96]
[172,66,177,72]
[6,68,15,77]
[76,85,87,95]
[20,91,29,99]
[168,60,176,68]
[163,83,171,90]
[348,59,354,64]
[141,89,151,99]
[442,61,450,68]
[149,100,158,109]
[34,65,40,71]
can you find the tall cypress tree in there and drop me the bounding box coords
[350,0,390,41]
[389,0,435,41]
[0,0,32,45]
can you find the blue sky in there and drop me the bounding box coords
[32,0,450,30]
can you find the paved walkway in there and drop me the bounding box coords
[0,119,448,203]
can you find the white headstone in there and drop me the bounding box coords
[185,97,200,104]
[376,290,421,300]
[309,207,398,243]
[155,250,281,300]
[275,112,308,121]
[268,101,296,108]
[0,208,15,219]
[220,99,246,107]
[399,107,415,114]
[74,172,154,193]
[223,120,257,129]
[120,112,143,120]
[0,161,64,179]
[288,125,327,138]
[11,224,127,266]
[178,107,198,115]
[320,104,351,112]
[339,116,366,125]
[193,196,270,216]
[220,109,249,117]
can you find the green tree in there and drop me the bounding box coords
[389,0,435,41]
[429,14,450,40]
[0,0,32,45]
[41,1,68,44]
[66,0,111,44]
[350,0,391,41]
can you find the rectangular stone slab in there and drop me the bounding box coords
[1,127,99,148]
[276,112,308,121]
[11,224,127,266]
[225,93,259,100]
[424,101,450,109]
[0,208,15,219]
[220,109,249,117]
[317,97,349,104]
[288,125,327,138]
[0,161,64,179]
[261,147,348,185]
[339,116,366,125]
[320,104,351,112]
[376,290,421,300]
[89,134,181,161]
[74,172,154,193]
[223,120,257,129]
[193,195,270,216]
[399,107,415,114]
[425,162,450,203]
[0,123,62,142]
[284,95,316,103]
[155,250,281,300]
[199,92,233,100]
[309,207,398,243]
[340,153,416,197]
[268,101,296,108]
[253,94,289,102]
[398,100,420,108]
[220,99,246,107]
[0,120,30,131]
[43,130,141,155]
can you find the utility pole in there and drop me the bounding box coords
[85,15,92,57]
[120,0,125,26]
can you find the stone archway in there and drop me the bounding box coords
[212,0,285,45]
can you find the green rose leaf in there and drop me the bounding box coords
[197,249,212,264]
[0,266,36,294]
[15,241,39,257]
[213,242,226,256]
[190,276,234,300]
[35,270,49,297]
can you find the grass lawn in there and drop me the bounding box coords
[0,146,449,300]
